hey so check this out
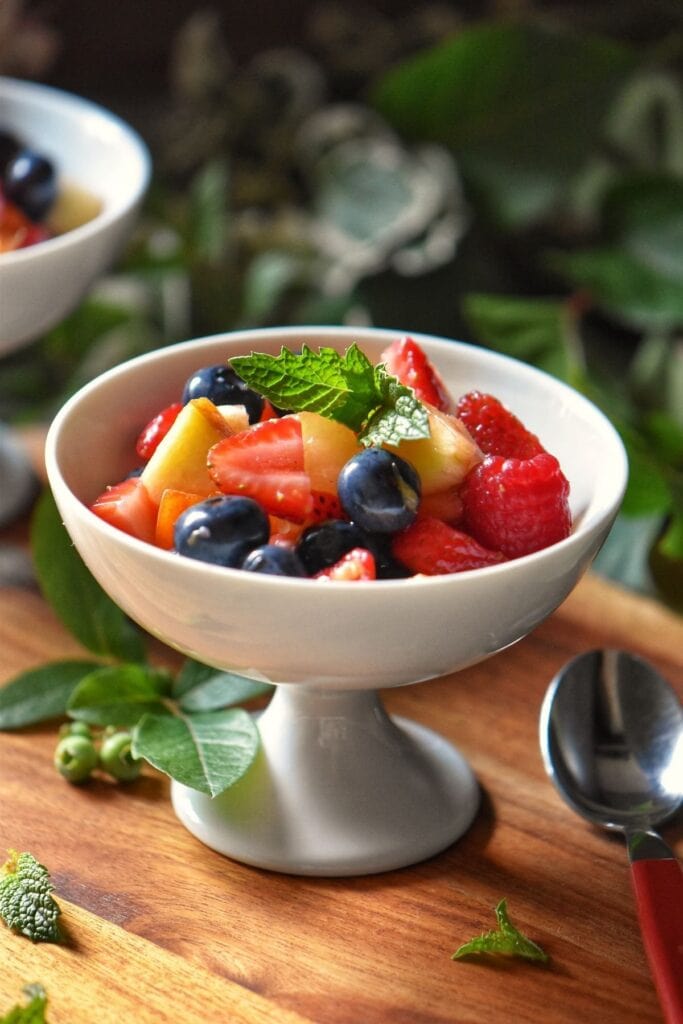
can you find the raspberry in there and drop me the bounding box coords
[455,391,545,459]
[461,453,571,558]
[391,517,506,575]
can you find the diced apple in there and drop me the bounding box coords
[386,405,482,495]
[217,404,250,434]
[298,411,361,496]
[141,398,236,504]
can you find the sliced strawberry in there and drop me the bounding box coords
[392,517,505,575]
[309,490,346,522]
[136,402,183,461]
[90,477,158,543]
[455,391,545,459]
[208,415,313,522]
[461,453,571,558]
[315,547,376,581]
[381,336,454,412]
[260,399,279,421]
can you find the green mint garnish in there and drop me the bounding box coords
[230,344,430,447]
[452,899,549,963]
[0,852,62,944]
[0,983,49,1023]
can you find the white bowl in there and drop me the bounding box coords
[45,326,628,874]
[0,77,150,353]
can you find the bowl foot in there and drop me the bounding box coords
[171,686,479,876]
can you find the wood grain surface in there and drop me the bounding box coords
[1,476,681,1023]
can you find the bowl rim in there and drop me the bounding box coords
[0,75,151,265]
[45,325,629,591]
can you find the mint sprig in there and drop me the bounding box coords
[452,899,549,963]
[230,344,430,446]
[0,853,61,944]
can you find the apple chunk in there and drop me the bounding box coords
[386,406,482,495]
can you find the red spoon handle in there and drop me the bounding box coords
[631,858,683,1024]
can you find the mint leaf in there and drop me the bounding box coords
[0,985,49,1024]
[0,660,100,730]
[31,490,145,663]
[231,344,379,429]
[0,852,61,944]
[67,664,172,728]
[452,899,549,963]
[174,659,273,712]
[359,365,430,447]
[133,708,259,797]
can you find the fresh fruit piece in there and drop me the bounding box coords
[140,397,236,504]
[315,547,376,581]
[381,336,454,412]
[461,453,571,558]
[0,192,50,252]
[90,477,158,543]
[217,404,251,434]
[455,391,545,459]
[174,495,269,567]
[4,150,57,221]
[182,364,265,423]
[385,404,481,495]
[337,447,420,534]
[46,179,102,234]
[136,402,183,461]
[416,487,463,526]
[155,488,213,550]
[268,515,307,547]
[298,411,361,496]
[297,520,370,575]
[208,415,313,521]
[391,517,506,575]
[241,544,308,577]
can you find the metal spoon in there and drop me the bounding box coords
[540,649,683,1023]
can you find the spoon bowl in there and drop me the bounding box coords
[540,648,683,1022]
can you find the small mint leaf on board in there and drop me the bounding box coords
[359,366,431,447]
[0,660,100,731]
[132,708,259,797]
[452,900,549,963]
[173,659,274,712]
[0,984,49,1023]
[230,344,379,430]
[67,664,173,728]
[0,852,61,944]
[30,490,145,663]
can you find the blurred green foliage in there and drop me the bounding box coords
[1,5,681,607]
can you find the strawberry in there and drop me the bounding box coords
[136,402,183,461]
[90,477,158,543]
[391,517,505,575]
[208,415,313,521]
[461,453,571,558]
[455,391,545,459]
[315,547,377,581]
[381,336,454,412]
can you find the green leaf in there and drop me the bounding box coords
[0,660,100,731]
[618,427,673,517]
[658,512,683,562]
[0,852,61,944]
[359,366,430,447]
[0,984,48,1024]
[231,344,379,428]
[592,513,663,594]
[188,159,231,263]
[174,660,273,712]
[30,490,145,663]
[549,247,683,331]
[462,293,583,383]
[373,23,634,226]
[603,175,683,283]
[133,708,259,797]
[452,899,549,963]
[67,664,172,728]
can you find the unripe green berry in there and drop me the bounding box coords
[58,720,92,738]
[54,734,98,783]
[99,731,141,782]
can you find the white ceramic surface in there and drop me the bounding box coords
[45,326,628,874]
[0,77,150,353]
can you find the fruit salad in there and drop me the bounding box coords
[89,337,572,580]
[0,129,101,254]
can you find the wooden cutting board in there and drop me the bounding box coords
[1,488,681,1023]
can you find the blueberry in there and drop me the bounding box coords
[4,149,57,221]
[182,365,264,423]
[0,130,21,176]
[174,495,268,567]
[296,520,368,575]
[337,448,420,534]
[241,544,308,577]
